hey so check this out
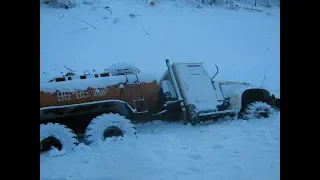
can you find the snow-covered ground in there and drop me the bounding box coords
[40,0,279,92]
[40,0,280,179]
[41,113,280,180]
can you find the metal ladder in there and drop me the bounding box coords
[122,69,148,114]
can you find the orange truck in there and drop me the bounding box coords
[40,59,278,153]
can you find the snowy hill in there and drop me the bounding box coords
[40,0,279,91]
[40,0,280,179]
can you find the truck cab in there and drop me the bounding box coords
[159,60,237,124]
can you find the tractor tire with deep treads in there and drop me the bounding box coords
[40,123,79,152]
[242,101,275,120]
[84,113,137,146]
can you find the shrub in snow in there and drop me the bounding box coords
[238,0,280,8]
[187,0,279,8]
[113,17,120,24]
[43,0,78,9]
[265,0,274,7]
[146,0,156,6]
[213,0,227,5]
[82,0,102,6]
[188,0,227,8]
[228,0,240,10]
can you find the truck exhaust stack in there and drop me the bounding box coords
[165,59,187,125]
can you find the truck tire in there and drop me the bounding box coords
[84,113,137,146]
[242,101,275,120]
[40,123,78,152]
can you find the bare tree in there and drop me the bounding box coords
[43,0,77,9]
[266,0,273,7]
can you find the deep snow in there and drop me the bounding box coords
[40,0,279,93]
[41,113,280,180]
[40,0,280,179]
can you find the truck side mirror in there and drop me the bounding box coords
[211,64,219,81]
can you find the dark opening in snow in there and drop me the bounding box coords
[80,75,87,79]
[55,77,66,82]
[100,73,109,77]
[241,89,273,112]
[103,126,123,140]
[40,136,62,152]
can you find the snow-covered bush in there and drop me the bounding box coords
[146,0,156,5]
[186,0,279,8]
[263,0,280,7]
[188,0,228,8]
[198,0,227,5]
[233,0,280,8]
[43,0,78,9]
[82,0,103,9]
[42,0,105,9]
[82,0,102,6]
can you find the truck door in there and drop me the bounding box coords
[173,63,224,109]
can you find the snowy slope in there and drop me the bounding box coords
[41,113,280,180]
[40,1,280,179]
[40,0,279,92]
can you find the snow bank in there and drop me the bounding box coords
[40,1,279,90]
[41,114,280,180]
[43,147,66,157]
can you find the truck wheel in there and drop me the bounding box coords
[242,101,275,120]
[84,113,137,146]
[40,123,79,152]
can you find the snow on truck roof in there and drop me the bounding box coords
[108,62,140,76]
[40,62,157,93]
[159,61,204,83]
[40,72,157,94]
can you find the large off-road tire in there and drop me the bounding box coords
[84,113,137,146]
[242,101,275,120]
[40,123,79,152]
